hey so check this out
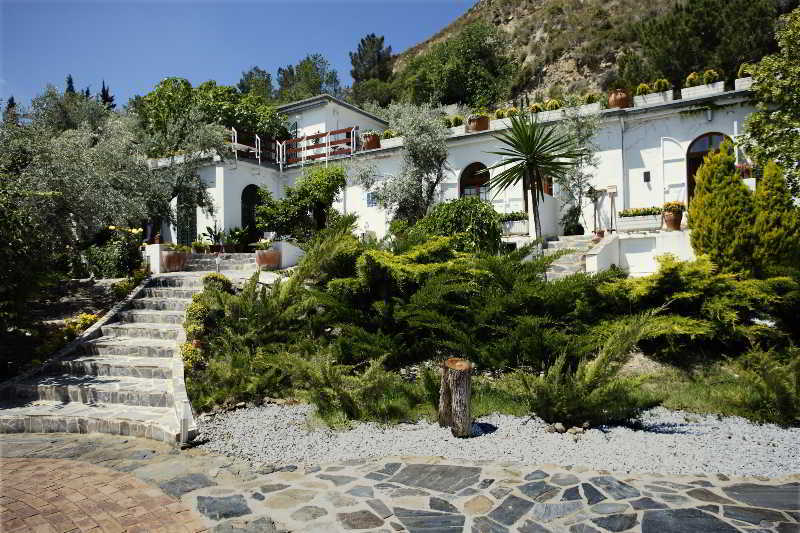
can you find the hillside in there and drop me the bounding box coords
[393,0,670,96]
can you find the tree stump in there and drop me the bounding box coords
[438,357,473,438]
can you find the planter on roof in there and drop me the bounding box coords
[681,81,724,99]
[608,89,631,109]
[634,90,674,107]
[466,116,489,133]
[734,77,753,90]
[362,134,380,150]
[617,214,662,232]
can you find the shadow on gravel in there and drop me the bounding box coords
[472,422,498,437]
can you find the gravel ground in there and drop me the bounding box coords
[195,404,800,478]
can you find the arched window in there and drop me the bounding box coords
[460,162,489,200]
[241,184,260,242]
[686,132,731,202]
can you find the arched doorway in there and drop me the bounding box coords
[460,162,489,200]
[686,132,730,203]
[241,184,261,243]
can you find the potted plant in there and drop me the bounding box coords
[250,239,280,270]
[634,78,673,107]
[160,243,191,272]
[224,226,249,252]
[529,102,544,113]
[735,63,754,90]
[662,201,685,230]
[617,206,663,232]
[381,129,398,139]
[203,224,225,253]
[361,129,381,150]
[451,115,464,127]
[466,109,490,132]
[608,87,631,109]
[506,106,520,117]
[499,211,529,235]
[494,108,507,119]
[681,70,725,98]
[191,240,209,254]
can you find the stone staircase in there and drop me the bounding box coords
[544,234,597,280]
[0,275,204,443]
[184,253,256,272]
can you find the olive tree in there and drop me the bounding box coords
[356,102,450,224]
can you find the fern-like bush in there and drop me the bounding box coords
[732,347,800,426]
[703,69,720,84]
[519,311,662,426]
[545,99,562,111]
[685,72,702,87]
[652,79,670,92]
[635,83,651,96]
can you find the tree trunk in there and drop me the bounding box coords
[438,358,473,438]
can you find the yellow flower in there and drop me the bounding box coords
[108,225,117,230]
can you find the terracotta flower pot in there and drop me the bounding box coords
[664,211,683,230]
[466,116,489,133]
[608,89,631,109]
[255,248,280,270]
[362,134,380,150]
[160,251,188,272]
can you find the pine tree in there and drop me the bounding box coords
[237,66,272,101]
[99,80,115,109]
[65,74,75,94]
[688,142,758,276]
[349,33,392,83]
[83,87,91,98]
[753,161,800,272]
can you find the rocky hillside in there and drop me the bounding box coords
[393,0,669,96]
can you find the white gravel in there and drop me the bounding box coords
[195,404,800,478]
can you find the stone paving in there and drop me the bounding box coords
[2,434,798,532]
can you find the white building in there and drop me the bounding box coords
[161,83,756,272]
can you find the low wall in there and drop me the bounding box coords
[585,230,695,276]
[273,241,306,269]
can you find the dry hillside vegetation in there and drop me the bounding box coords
[394,0,667,95]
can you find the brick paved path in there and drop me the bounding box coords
[0,457,208,532]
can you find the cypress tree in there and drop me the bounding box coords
[3,96,17,123]
[65,74,75,94]
[688,142,758,276]
[100,80,115,109]
[753,161,800,272]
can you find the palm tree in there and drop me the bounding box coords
[482,113,583,243]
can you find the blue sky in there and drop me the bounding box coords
[1,0,474,107]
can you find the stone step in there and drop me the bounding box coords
[101,322,182,341]
[0,401,181,442]
[79,336,177,359]
[184,263,255,272]
[118,309,185,325]
[190,253,255,260]
[129,298,191,312]
[57,355,173,379]
[12,374,173,408]
[149,276,204,288]
[141,287,199,300]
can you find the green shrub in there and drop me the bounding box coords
[84,229,142,279]
[651,78,670,92]
[287,354,423,426]
[545,99,562,111]
[619,206,662,217]
[635,83,651,96]
[733,347,800,426]
[202,273,234,293]
[685,72,702,87]
[412,197,502,253]
[110,267,148,300]
[450,115,464,127]
[498,211,528,223]
[442,116,453,128]
[180,342,205,370]
[494,108,507,119]
[519,311,661,426]
[506,106,519,117]
[381,129,398,139]
[737,63,753,78]
[753,161,800,272]
[529,102,544,113]
[703,69,720,84]
[688,142,758,276]
[583,93,601,104]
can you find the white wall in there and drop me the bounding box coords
[618,230,696,276]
